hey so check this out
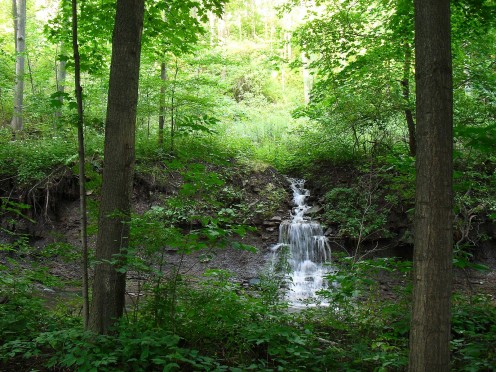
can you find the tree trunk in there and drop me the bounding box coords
[237,15,242,40]
[71,0,89,328]
[26,53,35,95]
[285,31,292,60]
[209,12,215,46]
[409,0,453,370]
[158,61,167,145]
[11,0,26,131]
[401,42,416,157]
[89,0,145,334]
[55,43,67,122]
[302,51,311,105]
[169,59,179,154]
[12,0,17,50]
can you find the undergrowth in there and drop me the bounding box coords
[1,245,495,371]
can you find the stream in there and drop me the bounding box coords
[271,178,332,306]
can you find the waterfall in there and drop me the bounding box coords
[271,178,332,305]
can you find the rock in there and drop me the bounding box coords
[270,216,283,222]
[324,228,334,236]
[306,205,323,215]
[266,227,276,232]
[263,220,278,226]
[248,278,261,286]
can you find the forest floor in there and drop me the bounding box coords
[1,161,495,307]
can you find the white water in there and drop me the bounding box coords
[271,178,332,306]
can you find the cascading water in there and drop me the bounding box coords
[271,178,332,305]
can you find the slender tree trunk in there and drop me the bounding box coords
[158,61,167,145]
[11,0,26,131]
[169,59,179,154]
[217,18,225,42]
[251,3,256,38]
[146,90,150,138]
[89,0,145,334]
[12,0,17,50]
[281,36,286,94]
[409,0,453,370]
[55,43,67,122]
[264,16,268,39]
[302,51,311,104]
[71,0,89,329]
[270,25,275,52]
[285,31,292,60]
[401,42,417,157]
[209,12,215,46]
[26,53,35,95]
[237,15,242,40]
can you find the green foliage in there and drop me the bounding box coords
[322,173,395,250]
[0,126,104,187]
[288,0,413,157]
[453,246,490,272]
[0,133,74,185]
[0,250,66,350]
[143,0,226,56]
[379,152,416,203]
[2,245,495,371]
[281,0,496,172]
[0,293,49,345]
[451,294,496,371]
[299,257,412,370]
[325,188,379,238]
[2,324,228,371]
[177,114,219,136]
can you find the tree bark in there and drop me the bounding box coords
[209,12,215,46]
[71,0,89,330]
[12,0,17,50]
[169,59,179,154]
[302,51,312,105]
[11,0,26,131]
[89,0,145,334]
[55,43,67,122]
[158,61,167,145]
[26,53,35,95]
[409,0,453,370]
[401,42,416,157]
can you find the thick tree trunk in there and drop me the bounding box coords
[89,0,145,334]
[401,42,416,157]
[409,0,453,370]
[11,0,26,131]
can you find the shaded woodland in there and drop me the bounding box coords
[1,0,495,370]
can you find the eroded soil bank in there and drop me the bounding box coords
[0,160,292,290]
